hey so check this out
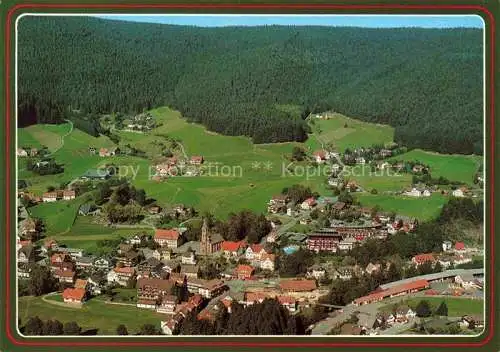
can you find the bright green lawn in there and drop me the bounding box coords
[28,197,86,235]
[402,297,483,317]
[356,193,447,221]
[390,149,482,185]
[18,123,72,152]
[19,296,165,335]
[311,112,394,152]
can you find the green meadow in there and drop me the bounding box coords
[310,112,394,152]
[390,149,482,185]
[28,197,86,235]
[19,296,165,335]
[401,297,483,317]
[18,106,479,224]
[356,193,447,221]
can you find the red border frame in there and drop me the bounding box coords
[4,3,495,348]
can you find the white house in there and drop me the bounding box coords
[442,240,453,252]
[181,251,197,265]
[404,188,422,197]
[300,197,317,210]
[452,189,465,198]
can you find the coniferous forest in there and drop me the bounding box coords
[18,17,483,154]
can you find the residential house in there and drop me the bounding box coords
[18,262,32,279]
[130,234,148,245]
[235,265,254,280]
[159,247,172,261]
[380,149,392,158]
[42,192,59,202]
[93,257,111,270]
[332,267,354,280]
[460,315,484,329]
[20,218,38,238]
[301,197,317,210]
[190,156,204,165]
[355,157,366,165]
[404,188,423,197]
[412,253,436,266]
[54,269,75,284]
[277,296,297,312]
[266,231,278,244]
[107,266,136,286]
[62,288,86,304]
[116,250,140,267]
[365,262,382,275]
[259,253,276,272]
[313,150,327,163]
[455,242,466,253]
[118,243,134,255]
[267,194,288,214]
[452,189,465,198]
[442,240,453,252]
[412,165,426,173]
[17,245,35,263]
[50,253,72,270]
[161,315,183,335]
[17,148,28,157]
[395,306,416,322]
[221,240,247,258]
[78,203,100,216]
[245,244,266,261]
[75,256,95,270]
[75,279,89,291]
[157,295,178,314]
[87,275,105,295]
[180,264,199,279]
[307,265,326,279]
[154,229,181,248]
[139,257,163,273]
[63,190,76,200]
[57,247,84,259]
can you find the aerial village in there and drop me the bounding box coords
[16,125,484,335]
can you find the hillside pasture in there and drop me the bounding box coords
[389,149,482,185]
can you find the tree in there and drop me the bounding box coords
[415,300,432,318]
[24,316,44,335]
[42,320,64,335]
[28,265,58,296]
[291,146,306,161]
[116,324,128,335]
[434,301,448,316]
[138,324,161,335]
[63,321,82,335]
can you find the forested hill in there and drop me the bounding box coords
[18,17,483,154]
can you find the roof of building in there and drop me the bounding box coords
[412,253,436,264]
[62,288,86,301]
[354,279,430,305]
[55,269,75,278]
[236,265,254,274]
[114,266,135,275]
[249,244,264,253]
[221,240,246,252]
[155,229,180,240]
[379,269,484,290]
[75,279,88,289]
[455,242,466,250]
[303,197,316,206]
[279,279,317,292]
[137,277,173,291]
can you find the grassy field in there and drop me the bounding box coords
[386,297,484,317]
[390,149,482,185]
[45,216,154,253]
[347,165,412,193]
[18,106,477,222]
[309,112,394,152]
[28,197,87,235]
[19,296,165,335]
[18,123,72,152]
[356,193,447,221]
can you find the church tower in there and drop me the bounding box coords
[200,217,211,255]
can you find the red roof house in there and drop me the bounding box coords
[354,280,429,305]
[235,265,255,280]
[412,253,436,266]
[455,242,466,251]
[62,288,86,304]
[154,229,181,248]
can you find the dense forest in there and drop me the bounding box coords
[18,17,483,153]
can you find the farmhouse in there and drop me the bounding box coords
[42,192,58,202]
[62,288,86,304]
[63,190,76,200]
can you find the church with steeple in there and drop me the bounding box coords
[200,217,224,255]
